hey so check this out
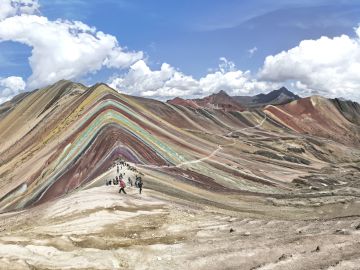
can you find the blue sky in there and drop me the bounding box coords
[2,0,360,79]
[1,0,360,101]
[45,0,360,75]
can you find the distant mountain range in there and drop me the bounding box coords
[234,87,300,107]
[167,87,300,111]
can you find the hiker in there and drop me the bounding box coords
[106,179,109,186]
[134,176,139,188]
[117,165,119,174]
[114,176,119,185]
[128,177,133,187]
[119,177,127,194]
[138,177,143,194]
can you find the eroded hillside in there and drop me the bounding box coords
[1,81,360,269]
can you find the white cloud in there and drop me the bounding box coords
[0,0,39,20]
[109,58,278,99]
[3,1,359,102]
[218,57,236,72]
[259,26,360,100]
[109,60,200,98]
[0,14,143,89]
[248,46,258,57]
[0,76,26,104]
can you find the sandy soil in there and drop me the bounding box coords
[1,179,360,270]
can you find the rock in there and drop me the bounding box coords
[278,254,291,261]
[287,147,305,153]
[230,228,235,233]
[355,224,360,230]
[228,217,236,222]
[157,257,162,261]
[243,232,251,236]
[335,229,351,235]
[315,246,320,252]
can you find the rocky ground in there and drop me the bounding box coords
[1,83,360,269]
[1,128,360,270]
[1,178,360,270]
[1,134,360,270]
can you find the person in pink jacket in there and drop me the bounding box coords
[119,177,127,194]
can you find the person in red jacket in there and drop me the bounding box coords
[119,177,127,194]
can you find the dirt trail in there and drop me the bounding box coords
[141,114,267,169]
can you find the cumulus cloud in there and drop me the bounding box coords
[0,76,26,104]
[0,14,143,89]
[110,57,278,99]
[259,26,360,100]
[3,0,360,103]
[109,60,199,98]
[199,57,278,96]
[0,0,39,20]
[248,46,258,57]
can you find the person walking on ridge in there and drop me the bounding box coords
[134,176,139,188]
[128,177,133,187]
[138,177,143,194]
[119,177,127,194]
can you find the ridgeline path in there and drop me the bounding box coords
[139,114,267,169]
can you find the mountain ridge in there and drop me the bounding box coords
[168,87,301,110]
[1,80,360,213]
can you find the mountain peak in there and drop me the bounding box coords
[167,96,199,108]
[277,87,298,96]
[233,86,300,107]
[254,87,300,103]
[215,90,229,96]
[47,80,87,93]
[193,90,244,111]
[169,97,184,102]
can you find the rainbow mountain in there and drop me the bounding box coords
[2,80,360,269]
[1,80,360,213]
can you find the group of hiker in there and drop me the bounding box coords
[105,160,143,195]
[117,161,138,173]
[106,174,143,194]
